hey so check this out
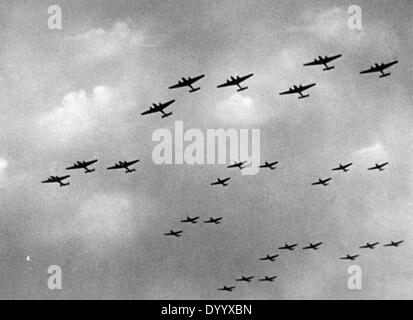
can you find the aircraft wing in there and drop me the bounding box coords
[84,159,98,166]
[279,88,296,95]
[217,80,235,88]
[169,82,186,89]
[360,66,379,74]
[66,164,81,170]
[301,83,316,91]
[125,159,140,166]
[141,108,159,115]
[237,73,254,83]
[303,60,322,66]
[107,164,122,170]
[311,181,323,185]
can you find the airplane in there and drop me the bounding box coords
[227,161,247,170]
[204,217,223,224]
[359,242,380,249]
[236,276,254,283]
[278,243,298,251]
[211,177,230,187]
[218,286,235,292]
[164,230,183,238]
[303,242,323,250]
[107,159,140,173]
[340,254,359,261]
[259,254,279,262]
[384,240,404,247]
[360,60,398,78]
[311,178,332,186]
[259,161,278,170]
[66,159,98,174]
[259,276,277,282]
[180,216,200,224]
[368,162,389,171]
[168,74,205,93]
[303,54,342,71]
[141,99,175,119]
[217,73,254,92]
[279,83,316,99]
[332,163,353,172]
[41,175,70,187]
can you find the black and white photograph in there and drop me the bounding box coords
[0,0,412,305]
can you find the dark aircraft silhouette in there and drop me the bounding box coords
[236,276,254,283]
[278,243,298,251]
[332,163,353,172]
[368,162,389,171]
[259,276,277,282]
[279,83,316,99]
[303,54,342,71]
[169,74,205,93]
[303,242,323,250]
[312,178,332,186]
[259,254,279,262]
[107,159,140,173]
[41,175,70,187]
[204,217,223,224]
[66,159,98,174]
[180,216,200,224]
[384,240,404,247]
[340,254,359,261]
[360,60,398,78]
[218,286,235,292]
[211,177,230,186]
[164,230,183,238]
[359,242,380,249]
[259,161,278,170]
[217,73,254,92]
[227,161,247,170]
[141,99,175,119]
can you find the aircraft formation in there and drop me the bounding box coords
[41,54,403,294]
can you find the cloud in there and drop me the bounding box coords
[36,86,115,147]
[215,93,262,124]
[355,143,388,160]
[66,22,145,61]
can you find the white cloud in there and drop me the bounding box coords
[36,86,114,146]
[215,93,262,124]
[67,22,144,61]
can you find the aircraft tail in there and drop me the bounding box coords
[323,66,335,71]
[380,73,390,78]
[189,87,200,93]
[298,94,310,99]
[162,112,172,119]
[126,169,136,173]
[237,87,248,92]
[85,169,95,174]
[60,182,70,187]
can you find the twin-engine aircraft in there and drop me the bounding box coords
[259,161,278,170]
[217,73,254,92]
[279,83,316,99]
[211,177,230,187]
[107,159,140,173]
[141,99,176,119]
[168,74,205,93]
[303,54,342,71]
[312,177,332,186]
[332,163,353,172]
[368,162,389,171]
[360,60,398,78]
[66,159,98,174]
[41,175,70,187]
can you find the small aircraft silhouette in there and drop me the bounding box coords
[303,54,342,71]
[360,60,398,78]
[368,162,389,171]
[204,217,223,224]
[218,286,235,292]
[259,254,279,262]
[66,159,98,174]
[278,243,298,251]
[164,230,183,238]
[107,159,140,173]
[227,161,247,170]
[41,175,70,187]
[259,161,278,170]
[384,240,404,247]
[303,242,323,250]
[141,99,175,119]
[332,163,353,172]
[340,254,359,261]
[169,74,205,93]
[180,216,200,224]
[259,276,277,282]
[211,177,230,186]
[279,83,316,99]
[236,276,254,283]
[312,178,332,186]
[217,73,254,92]
[359,242,380,249]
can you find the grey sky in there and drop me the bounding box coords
[0,0,412,299]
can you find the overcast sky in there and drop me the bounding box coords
[0,0,412,299]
